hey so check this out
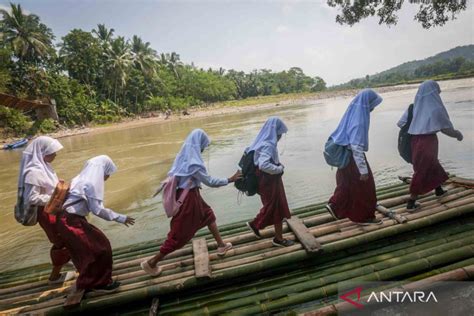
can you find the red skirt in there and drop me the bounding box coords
[251,169,291,230]
[160,188,216,256]
[328,155,377,222]
[410,134,448,195]
[37,207,70,267]
[56,212,113,290]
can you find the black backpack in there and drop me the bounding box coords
[234,150,258,196]
[398,104,414,164]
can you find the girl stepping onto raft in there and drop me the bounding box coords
[326,89,383,226]
[57,155,135,293]
[245,117,294,247]
[141,129,241,277]
[16,136,75,284]
[398,80,463,211]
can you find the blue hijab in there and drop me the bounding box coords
[330,89,382,152]
[247,116,288,164]
[168,129,210,177]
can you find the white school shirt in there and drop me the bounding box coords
[24,184,50,206]
[350,145,368,175]
[256,147,284,175]
[177,170,228,189]
[64,194,127,224]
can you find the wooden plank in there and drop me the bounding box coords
[192,238,211,278]
[63,288,85,308]
[377,204,408,224]
[149,297,159,316]
[285,216,321,253]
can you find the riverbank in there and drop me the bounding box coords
[0,79,456,144]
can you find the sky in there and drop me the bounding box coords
[1,0,473,85]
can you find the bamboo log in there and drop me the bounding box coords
[376,204,407,223]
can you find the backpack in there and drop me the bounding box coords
[153,176,191,218]
[44,180,70,214]
[234,150,258,196]
[398,104,414,164]
[14,171,38,226]
[323,137,350,169]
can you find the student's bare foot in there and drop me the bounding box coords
[217,242,233,256]
[140,260,162,277]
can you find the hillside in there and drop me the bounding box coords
[372,45,474,79]
[333,45,474,89]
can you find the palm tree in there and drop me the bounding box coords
[0,3,54,63]
[104,36,132,103]
[158,52,183,80]
[92,24,115,49]
[130,35,156,77]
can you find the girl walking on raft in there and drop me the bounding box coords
[16,136,74,284]
[398,80,463,210]
[245,117,294,247]
[141,129,241,276]
[57,155,135,293]
[326,89,383,225]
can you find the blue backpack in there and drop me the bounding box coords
[323,137,350,169]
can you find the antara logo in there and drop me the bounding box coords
[340,287,439,309]
[367,291,438,303]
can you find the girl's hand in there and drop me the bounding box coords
[228,170,243,183]
[124,216,135,227]
[360,174,369,181]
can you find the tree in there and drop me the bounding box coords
[312,76,327,92]
[131,35,156,77]
[0,3,54,63]
[104,36,132,103]
[326,0,468,29]
[59,29,101,86]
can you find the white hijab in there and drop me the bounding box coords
[246,116,288,164]
[18,136,63,197]
[330,89,382,152]
[168,129,210,177]
[397,80,453,135]
[69,155,117,201]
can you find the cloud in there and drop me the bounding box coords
[276,25,289,33]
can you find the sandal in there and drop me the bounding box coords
[48,271,76,285]
[246,222,261,239]
[272,238,295,248]
[140,260,162,277]
[217,242,233,256]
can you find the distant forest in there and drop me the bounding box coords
[0,3,325,136]
[333,45,474,89]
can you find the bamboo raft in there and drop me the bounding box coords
[0,176,473,315]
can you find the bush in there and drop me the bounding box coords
[92,100,126,124]
[0,106,32,136]
[29,118,58,134]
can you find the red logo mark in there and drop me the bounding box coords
[340,286,364,309]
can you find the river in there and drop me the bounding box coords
[0,78,472,272]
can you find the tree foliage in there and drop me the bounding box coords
[327,0,468,29]
[0,2,327,136]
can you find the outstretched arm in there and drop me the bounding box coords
[441,128,463,141]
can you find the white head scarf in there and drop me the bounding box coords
[247,116,288,164]
[168,129,210,177]
[18,136,63,198]
[330,89,382,152]
[69,155,117,201]
[397,80,453,135]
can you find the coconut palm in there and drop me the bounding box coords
[104,36,132,103]
[159,52,183,80]
[130,35,156,77]
[0,3,54,63]
[92,24,115,46]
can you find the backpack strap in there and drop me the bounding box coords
[176,179,193,207]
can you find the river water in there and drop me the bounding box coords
[0,78,472,272]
